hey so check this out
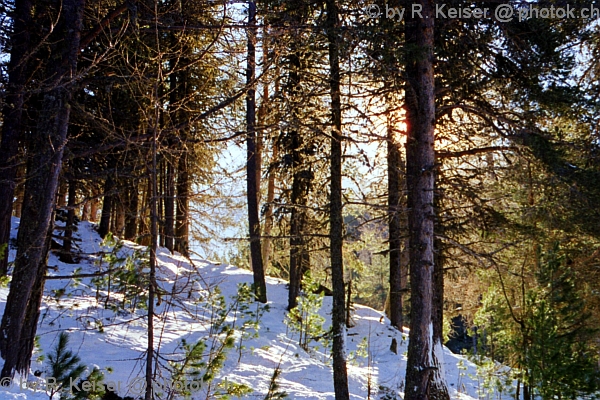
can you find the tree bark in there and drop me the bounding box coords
[114,194,125,237]
[286,53,311,311]
[403,0,450,398]
[145,92,159,400]
[387,101,404,330]
[17,231,50,373]
[326,0,350,398]
[288,160,311,309]
[98,176,114,239]
[262,138,277,270]
[13,178,24,219]
[124,180,139,241]
[175,153,189,256]
[60,179,77,263]
[259,28,275,270]
[164,159,175,252]
[246,0,267,303]
[90,189,100,222]
[0,0,86,378]
[0,0,34,276]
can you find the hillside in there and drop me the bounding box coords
[0,218,509,400]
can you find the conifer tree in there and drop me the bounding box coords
[0,0,86,378]
[326,0,350,397]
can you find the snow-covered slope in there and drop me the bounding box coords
[0,218,510,399]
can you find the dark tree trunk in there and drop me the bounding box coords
[246,0,267,303]
[262,129,277,270]
[90,189,100,222]
[168,24,191,258]
[0,0,86,378]
[432,195,449,398]
[60,179,77,263]
[289,201,310,310]
[258,29,275,269]
[57,181,68,208]
[175,154,189,256]
[286,53,311,311]
[13,178,24,219]
[158,163,165,247]
[145,94,160,400]
[124,181,139,241]
[17,229,50,373]
[387,103,404,330]
[0,0,34,276]
[403,0,449,398]
[326,0,349,398]
[164,159,175,252]
[99,176,114,239]
[138,174,151,247]
[114,196,125,236]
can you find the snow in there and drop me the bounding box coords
[0,217,513,399]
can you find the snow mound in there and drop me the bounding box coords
[0,218,510,399]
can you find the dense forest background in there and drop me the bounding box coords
[0,0,599,399]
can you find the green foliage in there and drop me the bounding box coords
[46,332,87,400]
[285,272,328,352]
[467,355,514,399]
[165,283,266,399]
[91,234,150,314]
[69,368,106,400]
[476,244,600,399]
[343,212,389,311]
[235,283,269,340]
[264,365,288,399]
[348,337,369,366]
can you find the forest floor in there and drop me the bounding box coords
[0,217,512,399]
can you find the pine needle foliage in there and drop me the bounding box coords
[285,272,328,352]
[264,365,288,400]
[46,332,87,400]
[476,244,600,399]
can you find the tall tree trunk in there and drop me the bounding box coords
[90,188,100,222]
[164,159,175,252]
[114,194,126,237]
[169,23,191,257]
[387,101,404,330]
[56,181,68,208]
[404,0,450,398]
[158,162,165,247]
[259,28,275,269]
[286,54,311,311]
[431,176,449,398]
[124,180,139,241]
[262,139,277,270]
[17,229,50,373]
[60,179,77,263]
[0,0,34,276]
[326,0,349,398]
[288,161,310,310]
[12,164,26,220]
[246,0,267,303]
[175,153,189,256]
[99,176,114,239]
[145,91,159,400]
[0,0,86,378]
